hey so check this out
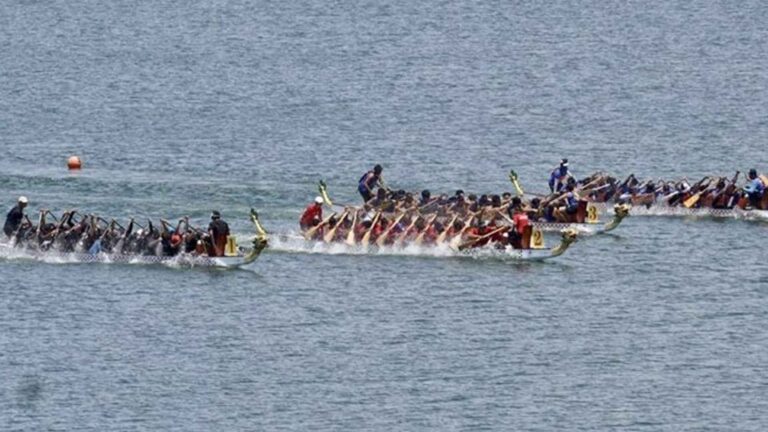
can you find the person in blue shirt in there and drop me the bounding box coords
[548,159,573,193]
[743,168,765,209]
[553,184,579,222]
[358,164,383,202]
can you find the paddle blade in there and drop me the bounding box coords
[345,231,356,246]
[683,193,701,208]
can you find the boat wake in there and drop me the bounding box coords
[0,243,241,269]
[267,232,552,262]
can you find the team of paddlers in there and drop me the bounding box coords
[573,169,768,210]
[3,200,233,258]
[299,162,767,249]
[543,160,767,210]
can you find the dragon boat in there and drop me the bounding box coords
[557,171,768,222]
[295,181,581,262]
[0,209,269,269]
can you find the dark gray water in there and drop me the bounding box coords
[2,1,767,430]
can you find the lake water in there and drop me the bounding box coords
[1,0,767,430]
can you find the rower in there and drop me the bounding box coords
[419,190,432,206]
[208,210,230,257]
[358,164,384,202]
[744,168,765,209]
[548,159,573,193]
[299,196,324,231]
[4,196,28,238]
[507,197,529,249]
[368,188,388,208]
[450,190,465,203]
[554,184,579,222]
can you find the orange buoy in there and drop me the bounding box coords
[67,156,82,170]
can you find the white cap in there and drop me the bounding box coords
[315,196,324,204]
[18,196,28,204]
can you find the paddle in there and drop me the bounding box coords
[304,212,337,240]
[435,214,458,244]
[345,211,359,246]
[323,210,349,243]
[360,211,382,247]
[682,176,711,208]
[34,209,45,238]
[98,216,125,231]
[715,171,740,208]
[448,215,476,249]
[578,174,607,194]
[457,226,507,251]
[392,215,420,248]
[413,214,438,245]
[43,210,60,223]
[376,212,407,247]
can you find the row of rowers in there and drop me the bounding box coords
[3,198,233,257]
[300,193,534,250]
[299,166,547,249]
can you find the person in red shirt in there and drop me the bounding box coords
[299,197,324,231]
[508,197,529,249]
[371,217,387,242]
[464,220,493,248]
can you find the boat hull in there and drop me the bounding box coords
[592,202,768,221]
[276,233,576,262]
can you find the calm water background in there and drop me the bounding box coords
[2,0,768,430]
